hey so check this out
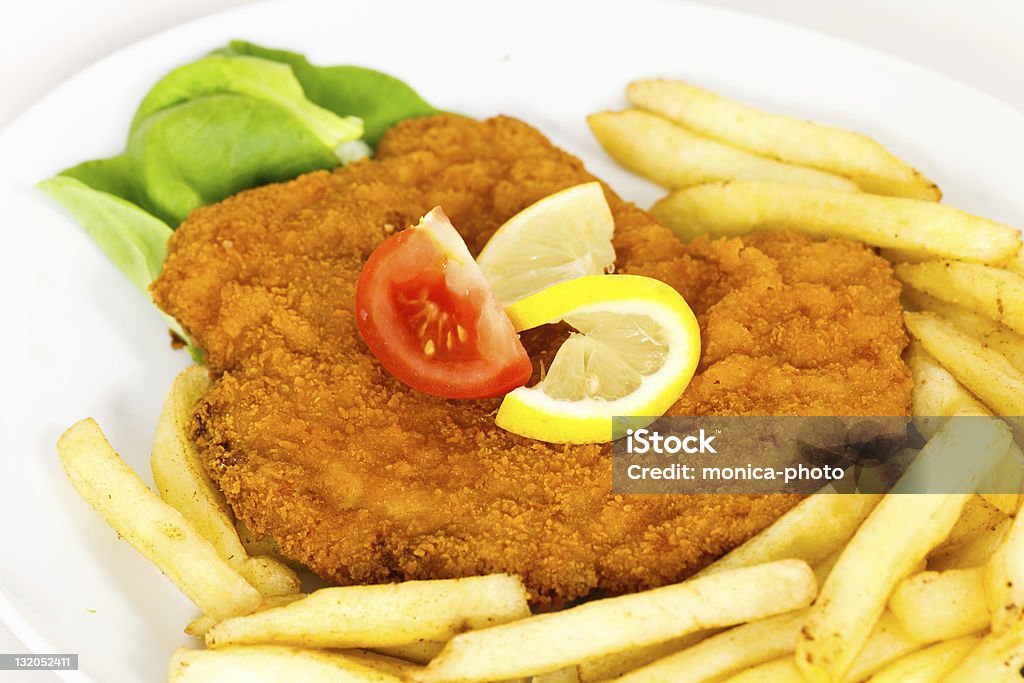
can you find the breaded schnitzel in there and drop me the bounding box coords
[152,115,911,606]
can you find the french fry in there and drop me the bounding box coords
[695,493,882,577]
[985,502,1024,632]
[944,621,1024,682]
[626,79,940,200]
[879,247,934,264]
[902,286,1024,374]
[577,634,712,679]
[587,110,858,191]
[812,550,842,587]
[651,182,1020,263]
[206,574,530,649]
[239,555,301,597]
[798,417,1011,680]
[928,517,1012,571]
[335,650,423,679]
[614,609,807,683]
[904,311,1024,417]
[414,560,816,682]
[904,341,988,438]
[185,594,302,638]
[1005,247,1024,276]
[372,641,446,666]
[843,611,927,681]
[57,419,262,621]
[795,421,989,682]
[933,496,1008,555]
[888,567,990,641]
[152,366,301,596]
[896,261,1024,335]
[168,646,402,682]
[720,612,920,683]
[576,632,711,682]
[865,636,980,683]
[235,518,289,564]
[718,657,805,682]
[533,667,581,683]
[904,343,1024,510]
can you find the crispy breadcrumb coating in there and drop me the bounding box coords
[152,115,911,606]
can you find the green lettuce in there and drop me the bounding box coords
[130,54,362,149]
[219,40,439,146]
[128,93,344,225]
[37,176,194,353]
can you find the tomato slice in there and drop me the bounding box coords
[355,207,533,399]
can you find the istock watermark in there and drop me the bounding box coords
[611,415,1023,495]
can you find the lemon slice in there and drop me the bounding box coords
[477,182,616,305]
[497,274,701,444]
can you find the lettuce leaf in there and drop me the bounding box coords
[130,54,362,150]
[127,93,343,225]
[38,176,171,293]
[219,40,439,146]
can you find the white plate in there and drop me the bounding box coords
[2,1,1023,681]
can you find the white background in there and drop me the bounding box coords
[1,0,1022,680]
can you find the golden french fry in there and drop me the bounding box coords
[944,621,1024,682]
[695,493,882,577]
[414,560,817,682]
[185,594,302,638]
[879,247,934,264]
[795,460,977,680]
[812,549,842,587]
[865,636,980,683]
[533,667,581,683]
[904,311,1024,417]
[902,287,1024,374]
[235,518,289,563]
[843,611,927,681]
[717,657,805,682]
[614,609,807,683]
[980,492,1023,518]
[587,110,858,191]
[626,79,940,200]
[168,646,402,682]
[1005,247,1024,276]
[798,417,1011,680]
[904,341,988,438]
[651,182,1019,263]
[934,496,1008,555]
[206,574,530,650]
[896,261,1024,335]
[576,632,711,683]
[371,641,446,666]
[57,419,261,621]
[239,556,301,597]
[888,567,990,641]
[720,613,920,683]
[335,650,423,679]
[152,367,301,597]
[985,503,1024,632]
[904,343,1024,508]
[928,517,1012,571]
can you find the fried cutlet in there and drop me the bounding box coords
[151,114,911,606]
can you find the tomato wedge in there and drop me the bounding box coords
[355,207,533,399]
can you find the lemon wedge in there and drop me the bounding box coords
[477,182,616,305]
[496,274,701,444]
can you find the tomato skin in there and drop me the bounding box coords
[355,208,533,400]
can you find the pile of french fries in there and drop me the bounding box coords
[59,373,1024,681]
[590,79,1021,266]
[54,82,1024,681]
